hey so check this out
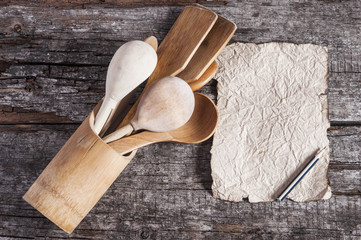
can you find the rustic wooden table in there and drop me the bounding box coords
[1,1,360,239]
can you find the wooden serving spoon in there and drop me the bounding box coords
[93,40,157,134]
[102,45,218,144]
[104,76,195,143]
[109,93,218,155]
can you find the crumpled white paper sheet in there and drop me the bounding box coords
[211,42,331,202]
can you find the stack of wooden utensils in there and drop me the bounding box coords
[96,4,237,155]
[23,4,236,234]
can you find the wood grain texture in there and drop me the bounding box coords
[0,2,360,122]
[23,110,135,233]
[0,125,360,238]
[189,61,217,91]
[177,11,236,83]
[0,0,360,238]
[0,0,228,8]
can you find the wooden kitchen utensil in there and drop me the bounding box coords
[93,40,157,134]
[103,61,217,140]
[142,35,218,92]
[177,5,236,83]
[189,61,217,91]
[146,6,217,82]
[113,6,217,131]
[97,36,159,136]
[104,76,195,143]
[109,93,218,155]
[144,36,158,51]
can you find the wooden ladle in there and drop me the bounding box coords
[108,93,218,155]
[104,76,195,143]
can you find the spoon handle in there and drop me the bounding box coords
[103,124,134,143]
[93,96,118,135]
[188,61,217,91]
[108,131,169,155]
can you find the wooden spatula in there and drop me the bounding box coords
[177,4,236,83]
[112,6,217,131]
[189,61,217,91]
[148,6,217,82]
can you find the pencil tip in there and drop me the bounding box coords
[315,147,327,158]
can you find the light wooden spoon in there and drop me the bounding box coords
[98,36,160,136]
[102,48,217,145]
[104,76,195,143]
[93,40,157,134]
[109,93,218,155]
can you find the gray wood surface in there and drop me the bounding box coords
[0,0,360,239]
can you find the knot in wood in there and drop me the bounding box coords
[13,24,22,33]
[140,228,150,239]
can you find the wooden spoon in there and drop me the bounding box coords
[104,76,195,143]
[98,36,160,136]
[113,6,217,131]
[144,36,158,51]
[93,40,157,134]
[109,93,218,155]
[103,59,217,140]
[102,51,217,145]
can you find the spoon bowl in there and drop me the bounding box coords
[103,76,195,143]
[168,93,217,143]
[93,40,157,134]
[108,93,218,155]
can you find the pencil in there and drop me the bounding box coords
[277,147,326,201]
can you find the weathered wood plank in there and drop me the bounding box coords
[0,3,359,70]
[1,125,360,192]
[1,194,361,239]
[328,126,361,166]
[1,64,360,123]
[0,1,360,122]
[0,125,360,238]
[1,1,360,239]
[328,73,361,122]
[0,0,228,8]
